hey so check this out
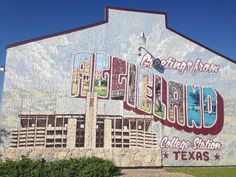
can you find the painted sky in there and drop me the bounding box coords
[0,0,236,101]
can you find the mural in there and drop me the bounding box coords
[0,8,236,166]
[71,52,224,135]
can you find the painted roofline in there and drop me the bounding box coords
[5,6,236,64]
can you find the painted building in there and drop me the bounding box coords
[10,93,157,149]
[0,7,236,166]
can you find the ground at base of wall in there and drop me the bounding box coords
[165,167,236,177]
[120,169,194,177]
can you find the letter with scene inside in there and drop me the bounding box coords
[71,53,93,97]
[187,86,202,128]
[168,81,185,125]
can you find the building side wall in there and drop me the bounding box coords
[1,9,236,166]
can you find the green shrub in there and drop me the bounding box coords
[0,157,121,177]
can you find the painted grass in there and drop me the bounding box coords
[165,167,236,177]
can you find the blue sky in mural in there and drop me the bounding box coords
[0,0,236,101]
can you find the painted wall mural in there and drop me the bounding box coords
[71,52,224,135]
[0,8,236,166]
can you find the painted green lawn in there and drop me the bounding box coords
[166,167,236,177]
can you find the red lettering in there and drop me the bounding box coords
[189,151,195,160]
[182,151,187,160]
[173,151,181,160]
[203,151,209,161]
[196,152,203,160]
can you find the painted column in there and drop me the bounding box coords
[66,117,77,148]
[104,118,112,148]
[84,92,97,148]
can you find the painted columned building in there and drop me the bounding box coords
[10,92,157,149]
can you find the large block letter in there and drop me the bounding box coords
[94,53,110,98]
[168,81,184,125]
[137,68,152,113]
[71,53,93,97]
[203,87,217,127]
[127,63,137,107]
[111,57,127,100]
[187,86,201,128]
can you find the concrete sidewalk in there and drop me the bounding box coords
[120,169,194,177]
